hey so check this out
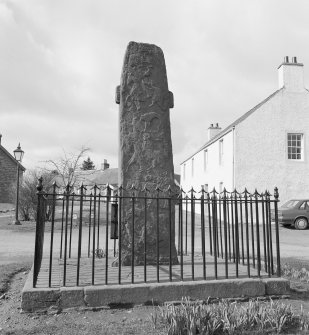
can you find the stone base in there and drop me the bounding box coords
[22,266,290,312]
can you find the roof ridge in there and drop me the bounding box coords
[181,88,283,164]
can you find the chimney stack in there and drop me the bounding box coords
[101,159,110,171]
[208,123,222,141]
[278,56,304,92]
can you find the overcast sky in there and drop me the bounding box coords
[1,0,309,173]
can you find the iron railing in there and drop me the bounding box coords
[33,178,281,288]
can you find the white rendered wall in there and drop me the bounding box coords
[180,130,234,196]
[278,64,304,92]
[235,88,309,204]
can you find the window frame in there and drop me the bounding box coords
[219,139,224,165]
[203,149,208,171]
[287,132,304,161]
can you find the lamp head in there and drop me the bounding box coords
[13,143,24,162]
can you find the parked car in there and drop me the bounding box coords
[275,199,309,230]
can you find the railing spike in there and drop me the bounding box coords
[190,187,196,193]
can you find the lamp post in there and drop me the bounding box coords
[13,143,24,225]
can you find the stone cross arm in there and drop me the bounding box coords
[115,85,174,109]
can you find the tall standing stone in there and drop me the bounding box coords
[116,41,178,266]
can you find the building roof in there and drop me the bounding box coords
[181,88,283,164]
[84,168,118,186]
[0,144,26,172]
[53,168,181,188]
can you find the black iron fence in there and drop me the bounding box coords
[33,177,281,288]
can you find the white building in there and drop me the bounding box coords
[181,57,309,204]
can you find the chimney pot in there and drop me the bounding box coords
[0,134,2,145]
[216,123,219,128]
[284,56,289,63]
[210,123,213,127]
[292,56,297,63]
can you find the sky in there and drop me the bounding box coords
[1,0,309,174]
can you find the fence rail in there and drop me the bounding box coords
[33,178,281,288]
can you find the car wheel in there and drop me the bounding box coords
[294,217,308,230]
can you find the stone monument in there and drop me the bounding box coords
[116,41,178,266]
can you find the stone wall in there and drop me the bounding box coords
[0,147,19,203]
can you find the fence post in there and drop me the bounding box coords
[254,189,261,277]
[48,182,57,288]
[179,189,184,281]
[200,186,206,280]
[63,183,70,287]
[274,187,281,276]
[77,183,85,286]
[118,185,123,284]
[223,188,228,278]
[190,187,195,280]
[212,188,218,279]
[33,177,45,288]
[233,189,239,278]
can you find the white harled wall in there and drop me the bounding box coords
[180,60,309,206]
[181,130,234,196]
[235,88,309,204]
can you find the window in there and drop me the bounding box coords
[191,158,194,177]
[287,133,304,160]
[203,149,208,171]
[299,201,308,210]
[219,139,224,165]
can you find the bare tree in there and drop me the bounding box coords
[9,169,54,221]
[43,147,91,188]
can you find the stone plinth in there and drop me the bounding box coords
[116,41,178,266]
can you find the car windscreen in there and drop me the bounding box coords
[281,200,300,208]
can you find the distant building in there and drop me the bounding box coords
[0,135,26,203]
[181,57,309,204]
[53,158,180,196]
[83,163,181,191]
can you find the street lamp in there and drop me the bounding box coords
[13,143,24,225]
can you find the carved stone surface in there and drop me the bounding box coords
[116,41,178,266]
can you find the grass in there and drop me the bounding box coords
[0,262,31,294]
[282,264,309,283]
[0,259,308,334]
[152,297,309,334]
[150,262,309,334]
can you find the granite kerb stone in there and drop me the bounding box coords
[262,277,290,295]
[22,270,290,311]
[21,267,61,312]
[60,286,85,309]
